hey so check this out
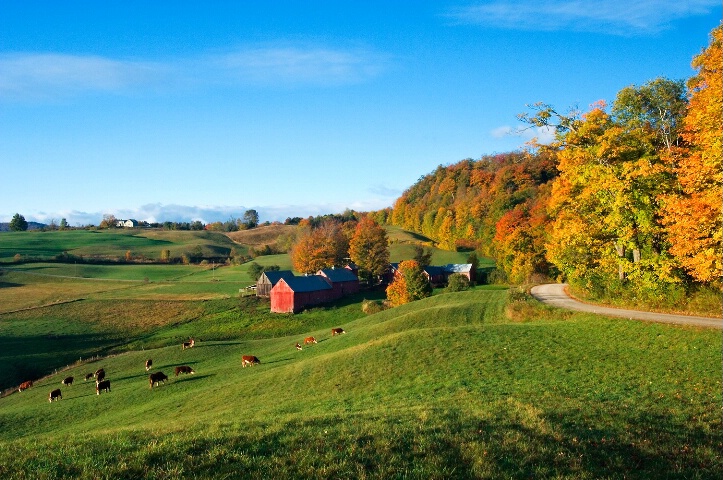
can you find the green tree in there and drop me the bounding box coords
[445,273,470,292]
[59,218,68,230]
[9,213,28,231]
[243,209,259,228]
[412,244,432,266]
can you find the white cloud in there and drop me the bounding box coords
[446,0,719,35]
[0,44,389,101]
[0,53,166,101]
[490,124,556,145]
[209,45,388,86]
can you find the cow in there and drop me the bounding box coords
[145,359,153,371]
[18,380,33,392]
[331,328,346,336]
[304,336,317,345]
[182,338,195,350]
[49,389,62,402]
[149,371,168,388]
[62,376,74,386]
[241,355,260,368]
[94,368,106,383]
[84,373,94,381]
[174,365,195,376]
[295,343,303,351]
[96,379,111,395]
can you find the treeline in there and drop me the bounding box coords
[382,26,721,305]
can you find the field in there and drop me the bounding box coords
[0,228,720,478]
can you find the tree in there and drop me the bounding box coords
[9,213,28,231]
[412,244,432,266]
[290,220,348,274]
[243,209,259,228]
[661,25,722,284]
[385,260,431,307]
[349,216,389,283]
[99,214,117,229]
[59,218,68,230]
[445,273,470,292]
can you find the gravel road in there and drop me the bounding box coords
[530,283,722,329]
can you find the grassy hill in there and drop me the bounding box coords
[0,287,720,478]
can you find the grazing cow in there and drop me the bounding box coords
[18,380,33,392]
[241,355,260,368]
[174,365,195,376]
[295,343,302,351]
[145,359,153,371]
[182,338,195,350]
[304,336,317,345]
[331,328,346,336]
[95,368,106,383]
[96,379,111,395]
[84,373,94,381]
[62,376,74,386]
[149,371,168,388]
[49,389,62,402]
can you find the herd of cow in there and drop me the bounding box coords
[18,327,347,403]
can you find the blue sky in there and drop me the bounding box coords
[1,1,720,226]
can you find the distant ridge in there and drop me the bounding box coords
[0,222,47,232]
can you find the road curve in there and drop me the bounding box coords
[530,283,722,330]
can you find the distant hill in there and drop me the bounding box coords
[0,222,47,232]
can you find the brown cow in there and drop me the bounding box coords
[295,343,302,351]
[18,380,33,392]
[62,376,74,386]
[96,379,111,395]
[182,338,195,350]
[304,336,317,345]
[84,373,94,381]
[174,365,195,376]
[49,389,62,402]
[95,368,106,382]
[149,371,168,388]
[241,355,260,367]
[145,359,153,371]
[331,328,346,336]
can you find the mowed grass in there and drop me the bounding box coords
[0,288,720,479]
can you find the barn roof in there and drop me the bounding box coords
[261,270,295,285]
[317,268,359,283]
[423,265,445,276]
[282,275,333,293]
[444,264,473,274]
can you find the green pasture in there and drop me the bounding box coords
[0,288,720,478]
[0,229,243,262]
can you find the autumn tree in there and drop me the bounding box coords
[661,25,723,284]
[290,220,348,274]
[99,214,117,229]
[349,216,389,283]
[385,260,431,306]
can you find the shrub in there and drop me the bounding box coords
[362,299,389,314]
[445,274,470,292]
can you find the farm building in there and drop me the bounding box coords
[444,263,475,282]
[116,219,138,228]
[423,266,446,286]
[270,275,340,313]
[317,267,360,296]
[256,270,295,297]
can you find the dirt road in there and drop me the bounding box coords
[530,283,722,329]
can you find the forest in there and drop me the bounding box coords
[380,25,721,309]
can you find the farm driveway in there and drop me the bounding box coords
[531,283,722,329]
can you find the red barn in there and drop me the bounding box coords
[317,267,360,296]
[270,276,340,313]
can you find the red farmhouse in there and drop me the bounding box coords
[270,276,340,314]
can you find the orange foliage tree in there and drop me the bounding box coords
[662,25,722,284]
[290,220,349,274]
[349,216,389,282]
[386,260,431,307]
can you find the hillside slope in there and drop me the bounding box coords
[0,288,720,478]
